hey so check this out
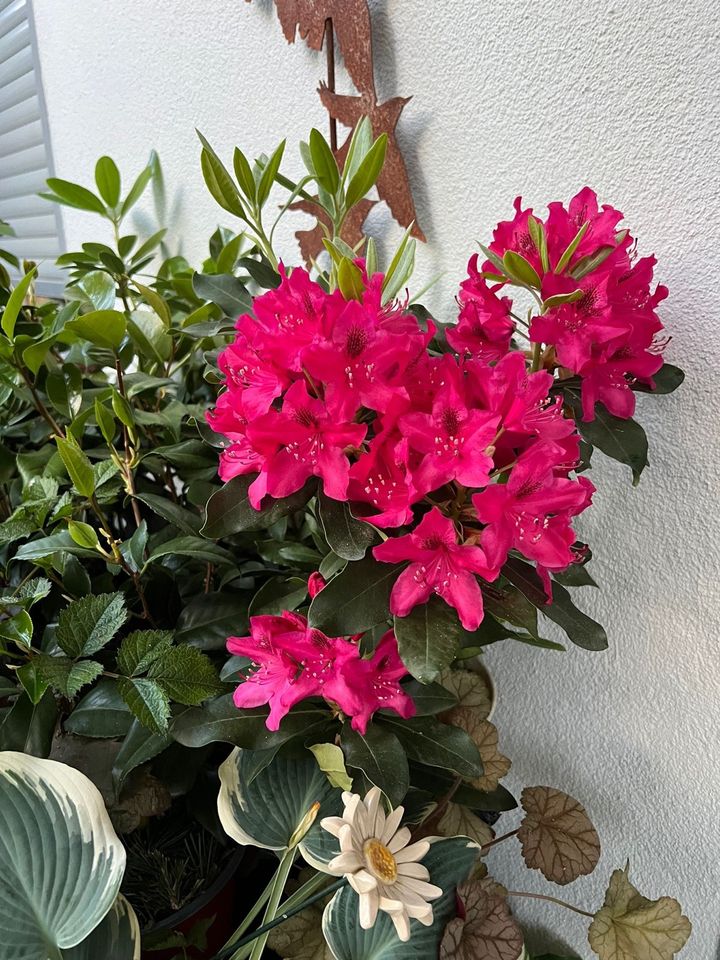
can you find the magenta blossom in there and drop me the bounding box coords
[472,444,594,571]
[373,507,497,631]
[448,255,515,362]
[227,612,414,733]
[246,380,366,508]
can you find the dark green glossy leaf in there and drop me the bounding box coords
[318,493,377,561]
[566,390,648,484]
[399,679,457,715]
[201,474,315,537]
[65,679,133,738]
[378,715,482,779]
[0,690,57,757]
[191,272,251,318]
[394,595,463,683]
[175,592,249,649]
[308,553,398,636]
[248,576,307,617]
[634,362,685,395]
[112,718,173,787]
[340,722,409,806]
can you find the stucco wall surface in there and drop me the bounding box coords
[31,0,720,954]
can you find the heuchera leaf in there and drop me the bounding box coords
[518,785,601,885]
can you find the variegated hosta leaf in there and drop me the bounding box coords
[322,836,480,960]
[64,895,141,960]
[0,751,126,960]
[218,748,343,866]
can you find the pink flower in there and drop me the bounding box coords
[216,336,288,418]
[472,444,594,570]
[341,630,416,733]
[545,188,625,270]
[246,380,367,508]
[399,364,499,494]
[482,196,542,276]
[308,572,326,598]
[227,612,414,733]
[447,255,515,362]
[373,507,497,631]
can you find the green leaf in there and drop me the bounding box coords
[127,309,172,362]
[201,474,315,538]
[528,215,549,272]
[35,654,103,698]
[634,362,685,395]
[0,690,57,757]
[67,520,100,550]
[378,715,483,779]
[233,147,256,200]
[503,558,608,651]
[13,530,97,563]
[112,717,173,786]
[554,220,590,273]
[401,679,458,715]
[323,837,480,960]
[257,139,286,208]
[116,630,173,676]
[0,752,126,959]
[2,266,37,339]
[146,645,222,705]
[341,722,409,806]
[130,227,167,265]
[503,249,541,287]
[57,592,127,658]
[318,493,376,560]
[64,679,133,738]
[171,695,329,750]
[55,437,95,498]
[94,156,121,207]
[175,592,248,649]
[569,395,649,485]
[17,661,49,705]
[309,128,340,194]
[381,228,416,303]
[394,596,463,682]
[134,492,201,536]
[65,309,126,350]
[45,177,107,214]
[117,677,171,733]
[146,535,235,567]
[345,133,387,208]
[120,163,153,217]
[337,256,365,300]
[308,553,398,636]
[541,288,584,311]
[197,132,245,218]
[309,742,353,791]
[248,576,307,618]
[94,399,116,445]
[192,271,251,317]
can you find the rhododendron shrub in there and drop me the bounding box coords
[206,185,682,735]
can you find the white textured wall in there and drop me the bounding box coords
[32,0,720,953]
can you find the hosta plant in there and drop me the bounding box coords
[0,119,690,960]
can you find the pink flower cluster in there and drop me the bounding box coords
[462,187,668,421]
[227,611,414,733]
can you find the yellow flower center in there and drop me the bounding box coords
[363,838,398,883]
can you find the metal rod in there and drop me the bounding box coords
[324,17,337,151]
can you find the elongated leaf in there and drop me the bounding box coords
[309,128,340,194]
[192,271,251,317]
[65,895,141,960]
[120,164,153,217]
[0,690,57,757]
[66,309,126,350]
[308,553,398,636]
[503,558,608,651]
[201,474,315,537]
[112,718,173,787]
[341,722,409,806]
[134,492,201,536]
[345,134,387,209]
[566,391,649,484]
[378,715,482,779]
[394,596,463,682]
[46,177,107,214]
[233,147,256,200]
[0,752,125,959]
[65,679,133,738]
[146,535,235,567]
[175,592,248,649]
[319,493,376,560]
[95,156,121,207]
[2,266,37,340]
[257,139,286,207]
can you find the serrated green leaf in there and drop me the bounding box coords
[57,592,127,658]
[117,677,171,733]
[146,645,222,705]
[36,655,103,698]
[116,630,173,677]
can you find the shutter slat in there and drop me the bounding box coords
[0,0,64,291]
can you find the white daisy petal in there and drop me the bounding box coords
[387,826,412,854]
[364,786,382,837]
[394,839,430,863]
[379,805,405,844]
[349,869,378,895]
[320,816,346,838]
[395,876,443,900]
[407,902,434,925]
[327,851,363,875]
[358,887,380,929]
[396,861,430,881]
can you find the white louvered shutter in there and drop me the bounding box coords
[0,0,64,295]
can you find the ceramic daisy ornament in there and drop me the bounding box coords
[320,786,442,941]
